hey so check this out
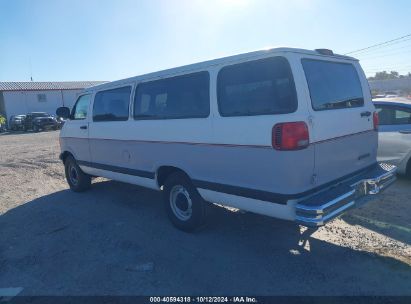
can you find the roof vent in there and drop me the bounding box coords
[315,49,334,55]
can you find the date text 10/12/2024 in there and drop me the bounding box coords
[149,297,257,303]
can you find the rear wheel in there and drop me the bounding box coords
[33,125,40,132]
[64,156,91,192]
[163,172,207,232]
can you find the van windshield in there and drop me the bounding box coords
[302,59,364,111]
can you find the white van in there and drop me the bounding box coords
[57,48,396,231]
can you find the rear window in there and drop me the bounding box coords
[375,105,411,125]
[302,59,364,111]
[217,57,298,117]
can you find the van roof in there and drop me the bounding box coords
[84,47,357,93]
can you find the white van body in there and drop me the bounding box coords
[58,48,396,230]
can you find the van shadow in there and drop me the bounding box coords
[342,177,411,245]
[1,180,410,296]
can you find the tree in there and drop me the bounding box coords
[368,70,409,81]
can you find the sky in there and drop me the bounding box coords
[0,0,410,82]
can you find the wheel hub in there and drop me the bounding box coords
[69,165,79,186]
[170,185,193,221]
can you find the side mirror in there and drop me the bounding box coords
[56,107,70,119]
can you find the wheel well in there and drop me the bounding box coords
[60,151,74,164]
[156,166,190,187]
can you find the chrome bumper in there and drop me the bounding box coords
[295,163,397,227]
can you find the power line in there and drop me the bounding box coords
[350,37,411,56]
[344,33,411,55]
[358,48,411,60]
[354,42,411,57]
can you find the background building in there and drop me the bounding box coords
[368,76,411,96]
[0,81,105,124]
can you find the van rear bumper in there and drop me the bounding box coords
[295,162,397,227]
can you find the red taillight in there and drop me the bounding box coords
[373,111,379,130]
[272,122,310,150]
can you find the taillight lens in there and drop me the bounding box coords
[272,122,310,150]
[373,111,379,130]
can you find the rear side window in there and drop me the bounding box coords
[302,59,364,111]
[217,57,297,117]
[134,72,210,120]
[71,94,91,120]
[93,86,131,122]
[375,105,411,125]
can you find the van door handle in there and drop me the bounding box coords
[80,125,87,130]
[360,111,372,117]
[399,130,411,134]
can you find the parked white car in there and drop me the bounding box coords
[56,47,396,231]
[374,98,411,178]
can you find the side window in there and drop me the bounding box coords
[71,94,91,120]
[217,57,297,117]
[93,86,131,122]
[376,105,411,125]
[134,72,210,119]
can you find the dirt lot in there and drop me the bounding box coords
[0,131,410,296]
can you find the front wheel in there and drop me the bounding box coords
[163,172,207,232]
[64,156,91,192]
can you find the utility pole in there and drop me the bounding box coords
[29,58,33,82]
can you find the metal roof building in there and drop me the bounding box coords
[0,81,105,91]
[0,81,105,127]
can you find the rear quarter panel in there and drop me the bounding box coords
[296,55,378,186]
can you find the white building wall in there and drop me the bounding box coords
[3,89,82,121]
[61,90,82,108]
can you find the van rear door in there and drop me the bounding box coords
[301,57,377,186]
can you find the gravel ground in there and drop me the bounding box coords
[0,131,410,296]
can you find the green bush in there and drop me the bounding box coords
[0,115,6,125]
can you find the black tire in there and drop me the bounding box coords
[64,156,91,192]
[33,125,39,132]
[163,172,207,232]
